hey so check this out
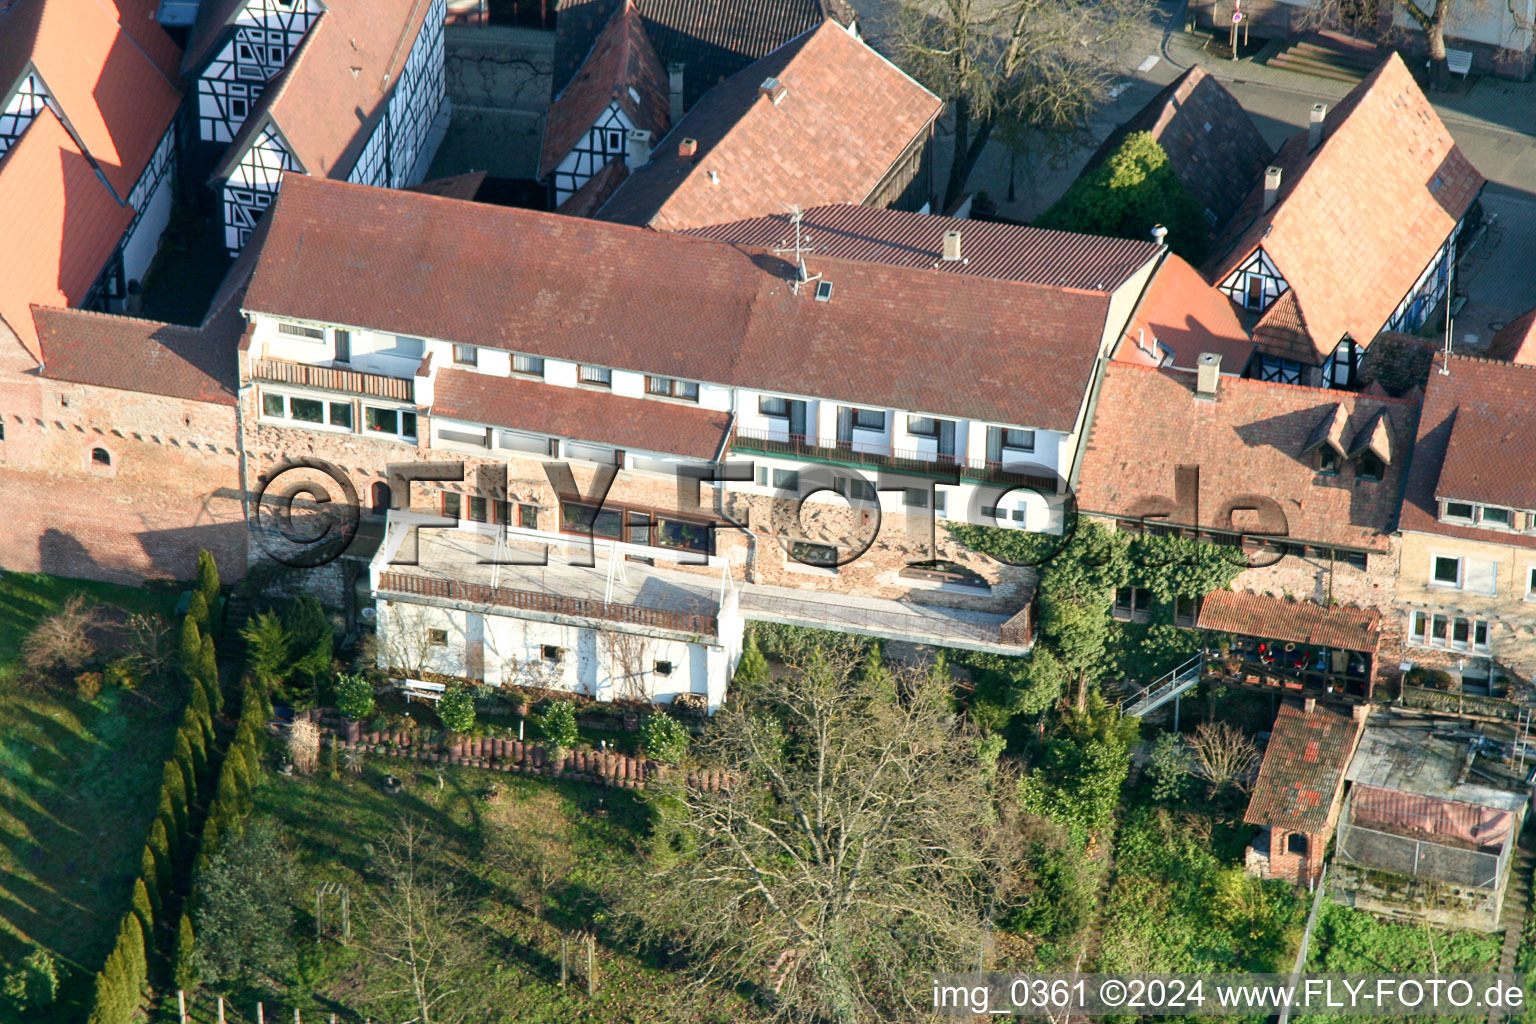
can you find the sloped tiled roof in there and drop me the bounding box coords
[1083,66,1272,233]
[0,0,182,197]
[1245,699,1363,834]
[540,0,670,179]
[558,158,629,216]
[1200,590,1381,652]
[685,204,1159,292]
[597,21,941,232]
[1400,354,1536,548]
[181,0,245,74]
[1118,252,1253,371]
[551,0,854,111]
[1077,362,1417,552]
[1205,54,1483,361]
[1486,307,1536,364]
[245,176,1128,433]
[405,171,487,201]
[433,369,733,460]
[213,0,435,183]
[0,108,134,358]
[34,302,243,405]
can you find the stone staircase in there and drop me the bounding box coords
[1266,31,1387,82]
[1487,827,1535,1024]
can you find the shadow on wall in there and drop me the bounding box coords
[37,519,247,586]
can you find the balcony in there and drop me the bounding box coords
[731,427,1057,492]
[252,357,414,402]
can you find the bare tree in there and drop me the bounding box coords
[1295,0,1521,90]
[369,603,443,680]
[895,0,1151,210]
[23,595,104,678]
[484,788,575,920]
[1187,721,1259,796]
[288,718,320,774]
[617,651,1028,1024]
[124,612,175,682]
[356,817,481,1024]
[602,631,651,703]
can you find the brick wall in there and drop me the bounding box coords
[0,334,244,584]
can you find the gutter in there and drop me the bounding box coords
[711,408,758,584]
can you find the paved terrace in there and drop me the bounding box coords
[372,525,1031,655]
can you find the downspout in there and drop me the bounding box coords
[235,318,255,546]
[711,407,758,584]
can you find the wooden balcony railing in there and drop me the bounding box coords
[731,427,1057,493]
[377,571,718,636]
[253,358,414,402]
[999,604,1033,646]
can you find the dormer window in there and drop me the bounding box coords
[1318,448,1340,476]
[1442,501,1519,530]
[1444,501,1475,523]
[647,376,699,401]
[1356,450,1384,482]
[1482,506,1512,528]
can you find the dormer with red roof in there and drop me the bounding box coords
[1203,54,1483,391]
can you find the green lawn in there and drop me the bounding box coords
[0,573,183,1008]
[183,758,752,1023]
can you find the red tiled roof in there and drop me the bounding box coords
[685,203,1159,292]
[1077,362,1417,552]
[34,302,242,405]
[1084,66,1273,233]
[551,0,853,112]
[433,369,732,460]
[1486,307,1536,364]
[0,0,182,197]
[1245,699,1362,833]
[558,158,629,217]
[1400,354,1536,547]
[597,21,941,231]
[1199,590,1381,652]
[1251,289,1320,365]
[405,171,487,201]
[1118,253,1253,371]
[0,108,135,359]
[1204,54,1483,361]
[214,0,436,182]
[539,0,670,180]
[245,176,1129,432]
[181,0,243,73]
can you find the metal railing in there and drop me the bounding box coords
[1123,654,1204,717]
[731,427,1058,492]
[377,571,718,636]
[252,357,414,402]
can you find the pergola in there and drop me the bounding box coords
[1196,590,1381,701]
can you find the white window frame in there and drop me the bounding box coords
[362,404,419,442]
[1429,553,1463,589]
[259,389,354,432]
[276,320,326,342]
[1408,610,1491,653]
[1526,565,1536,602]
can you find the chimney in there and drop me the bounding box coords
[668,62,685,123]
[1196,352,1221,400]
[625,129,651,168]
[678,137,698,161]
[1262,165,1283,213]
[1304,697,1317,715]
[758,77,787,104]
[1150,223,1168,246]
[942,229,962,262]
[1308,103,1327,152]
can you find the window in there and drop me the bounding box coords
[468,496,488,523]
[229,96,249,119]
[334,329,350,363]
[1444,501,1475,522]
[907,415,938,437]
[1318,448,1340,475]
[542,645,563,662]
[771,468,799,491]
[277,321,325,341]
[441,492,461,519]
[654,660,674,676]
[91,447,111,466]
[1409,611,1491,652]
[1432,555,1461,586]
[1343,551,1368,571]
[1527,566,1536,601]
[290,397,323,423]
[1112,586,1149,622]
[1287,833,1309,856]
[647,376,699,401]
[1174,595,1198,627]
[933,490,947,517]
[1245,275,1264,310]
[262,392,353,430]
[903,487,928,508]
[453,344,477,366]
[789,540,837,567]
[759,396,789,417]
[364,406,417,440]
[981,505,1003,519]
[1357,450,1385,482]
[518,504,539,530]
[512,354,544,376]
[579,365,612,387]
[851,408,885,431]
[1482,506,1513,528]
[428,629,448,646]
[987,425,1035,462]
[831,476,877,502]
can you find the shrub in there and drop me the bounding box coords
[187,592,210,633]
[734,635,769,687]
[335,671,376,720]
[173,913,198,992]
[75,671,103,703]
[439,685,478,735]
[288,718,320,774]
[196,550,221,615]
[104,656,140,691]
[538,699,578,750]
[3,947,58,1014]
[640,712,690,764]
[1147,731,1190,803]
[241,612,290,687]
[23,594,103,676]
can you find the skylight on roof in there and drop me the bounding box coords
[815,280,833,302]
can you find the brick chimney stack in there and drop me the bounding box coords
[1309,103,1328,152]
[1263,166,1283,213]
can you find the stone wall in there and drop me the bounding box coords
[435,25,552,179]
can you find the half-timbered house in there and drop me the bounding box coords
[0,0,183,345]
[183,0,324,146]
[1203,54,1483,389]
[539,0,671,209]
[201,0,448,255]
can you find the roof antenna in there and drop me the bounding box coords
[772,204,821,295]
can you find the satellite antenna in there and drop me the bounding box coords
[773,204,822,295]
